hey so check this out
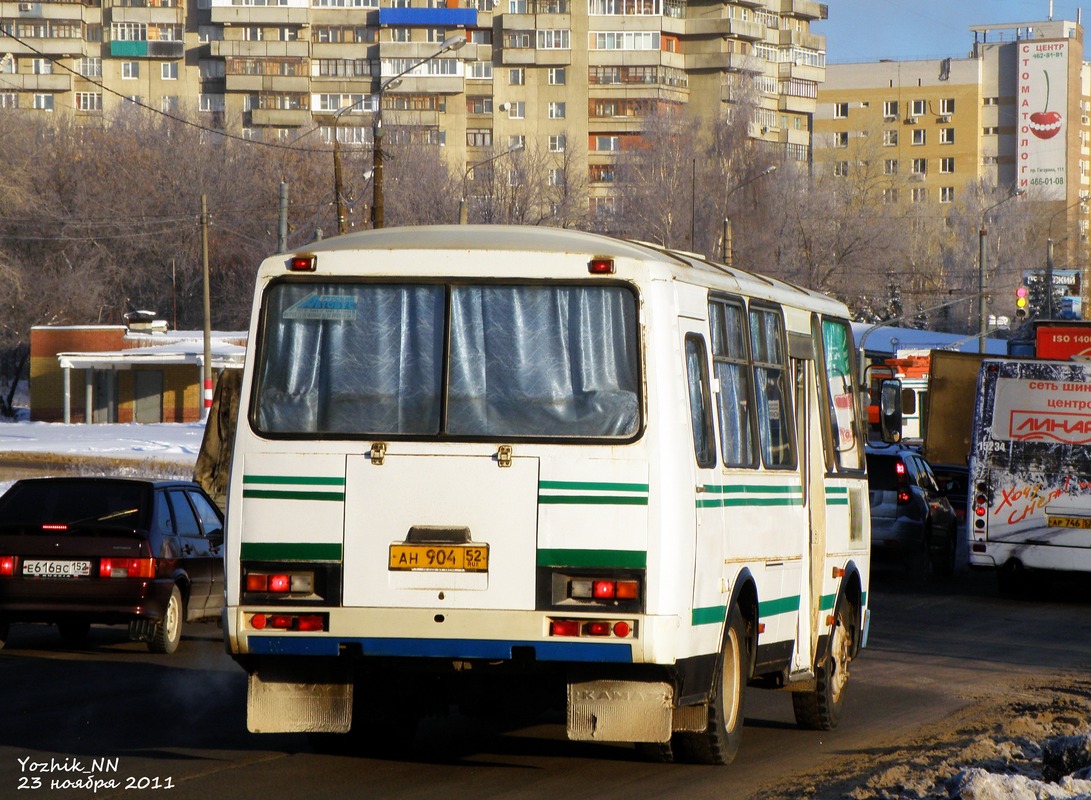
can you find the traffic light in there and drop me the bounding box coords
[1015,285,1030,319]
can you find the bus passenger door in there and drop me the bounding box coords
[790,337,826,675]
[681,327,724,623]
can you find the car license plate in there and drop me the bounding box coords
[389,544,489,572]
[1047,515,1091,529]
[22,559,92,578]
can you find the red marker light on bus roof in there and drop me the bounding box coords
[588,257,614,275]
[288,255,317,272]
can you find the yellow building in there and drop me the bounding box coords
[815,18,1091,270]
[1,0,827,212]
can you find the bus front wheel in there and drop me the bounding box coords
[793,599,853,731]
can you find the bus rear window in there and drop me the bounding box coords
[253,282,641,440]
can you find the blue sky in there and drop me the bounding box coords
[817,0,1089,63]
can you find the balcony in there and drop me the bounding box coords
[383,74,464,94]
[378,40,478,62]
[0,72,71,91]
[681,15,762,39]
[225,74,310,93]
[251,107,310,126]
[774,0,826,20]
[0,1,99,20]
[108,5,182,24]
[211,40,309,58]
[778,93,814,114]
[109,40,185,58]
[775,26,823,50]
[210,5,308,24]
[1,36,85,56]
[777,60,823,83]
[377,7,476,26]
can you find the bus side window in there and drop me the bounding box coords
[684,334,716,469]
[750,306,796,469]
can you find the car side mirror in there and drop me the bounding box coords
[879,379,902,444]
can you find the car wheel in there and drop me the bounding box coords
[673,605,748,765]
[931,527,956,579]
[57,621,91,645]
[149,585,184,654]
[793,599,854,730]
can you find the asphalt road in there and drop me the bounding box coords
[2,567,1090,800]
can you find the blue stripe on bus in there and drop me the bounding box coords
[246,636,634,662]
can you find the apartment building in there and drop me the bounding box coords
[0,0,826,211]
[815,18,1091,261]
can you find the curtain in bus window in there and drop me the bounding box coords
[709,300,756,467]
[684,335,715,467]
[750,307,795,468]
[446,285,639,437]
[821,319,861,470]
[254,283,445,434]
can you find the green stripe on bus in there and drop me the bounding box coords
[539,495,648,506]
[692,605,728,626]
[697,496,803,508]
[704,484,802,494]
[244,475,346,486]
[537,549,647,569]
[759,595,801,618]
[539,480,649,493]
[243,489,346,502]
[241,542,343,561]
[820,593,836,611]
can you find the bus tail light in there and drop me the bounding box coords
[242,565,321,601]
[0,556,14,576]
[972,482,990,535]
[549,618,635,639]
[249,613,327,632]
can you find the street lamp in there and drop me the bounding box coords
[1046,194,1089,320]
[372,33,467,229]
[977,187,1025,352]
[458,141,524,224]
[721,165,777,265]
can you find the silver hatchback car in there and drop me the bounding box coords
[866,444,958,580]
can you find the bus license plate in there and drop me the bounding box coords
[1047,516,1091,529]
[22,559,92,578]
[389,544,489,573]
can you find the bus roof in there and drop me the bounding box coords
[281,225,845,316]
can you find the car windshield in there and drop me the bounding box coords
[865,454,901,491]
[0,480,150,528]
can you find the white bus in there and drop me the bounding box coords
[222,225,872,764]
[968,357,1091,592]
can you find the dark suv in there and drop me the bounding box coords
[0,477,224,653]
[866,445,957,579]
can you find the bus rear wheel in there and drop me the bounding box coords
[793,600,853,731]
[674,606,748,765]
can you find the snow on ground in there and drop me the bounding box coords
[0,420,204,462]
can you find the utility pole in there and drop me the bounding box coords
[201,194,212,422]
[278,181,288,253]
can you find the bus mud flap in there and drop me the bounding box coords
[247,659,353,734]
[567,680,674,743]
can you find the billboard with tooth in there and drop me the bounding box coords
[1017,39,1069,201]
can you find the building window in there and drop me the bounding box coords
[593,135,621,151]
[882,99,898,120]
[548,133,566,152]
[33,93,54,110]
[508,134,525,149]
[940,98,955,115]
[882,188,898,204]
[75,92,102,111]
[468,61,493,79]
[884,159,898,175]
[940,157,954,173]
[78,57,102,77]
[467,95,493,114]
[31,58,52,76]
[122,62,139,79]
[469,29,492,44]
[911,158,926,175]
[833,131,848,148]
[940,186,955,203]
[548,101,565,119]
[162,62,178,80]
[391,27,410,42]
[939,127,955,144]
[833,102,848,119]
[548,66,565,85]
[508,100,525,118]
[548,168,564,186]
[910,99,925,116]
[426,27,443,43]
[883,130,898,146]
[0,94,17,108]
[833,161,848,177]
[467,128,492,147]
[509,68,524,85]
[537,29,570,49]
[983,96,998,106]
[912,129,926,145]
[912,187,928,203]
[983,126,998,136]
